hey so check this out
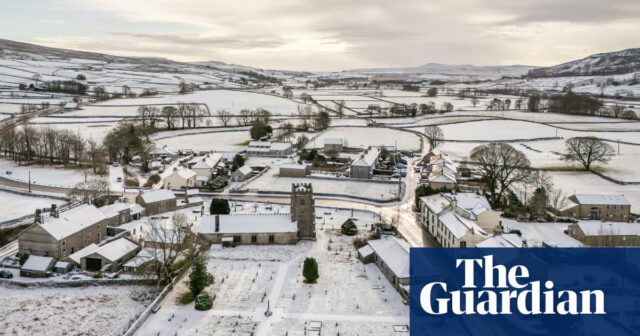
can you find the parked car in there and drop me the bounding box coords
[0,269,13,279]
[116,177,122,182]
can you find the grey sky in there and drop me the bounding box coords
[1,0,638,71]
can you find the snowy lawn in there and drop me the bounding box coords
[153,129,250,152]
[0,285,157,336]
[0,191,64,223]
[550,171,640,212]
[0,159,91,188]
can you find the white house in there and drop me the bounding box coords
[164,167,197,189]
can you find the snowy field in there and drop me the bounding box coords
[153,129,250,152]
[241,164,402,201]
[308,127,421,151]
[0,285,157,336]
[136,207,408,336]
[0,159,90,187]
[550,171,640,212]
[0,190,64,223]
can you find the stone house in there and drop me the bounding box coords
[324,138,345,153]
[231,165,253,182]
[567,221,640,247]
[279,163,309,178]
[164,167,197,189]
[357,237,410,300]
[561,194,631,222]
[136,189,176,216]
[420,193,500,247]
[350,147,380,179]
[18,204,109,260]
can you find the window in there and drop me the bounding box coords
[269,235,275,243]
[61,241,66,246]
[460,241,467,248]
[251,235,257,243]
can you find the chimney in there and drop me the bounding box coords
[215,215,220,233]
[51,204,59,218]
[450,194,457,210]
[184,191,189,204]
[34,209,42,224]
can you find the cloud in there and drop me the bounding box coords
[20,0,640,70]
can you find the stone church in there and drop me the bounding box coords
[291,183,316,240]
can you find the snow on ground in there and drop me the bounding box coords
[242,163,402,201]
[308,127,421,151]
[0,159,90,188]
[153,129,250,152]
[136,207,408,336]
[550,171,640,212]
[29,121,117,143]
[0,285,157,336]
[0,190,64,223]
[501,218,583,247]
[80,90,302,115]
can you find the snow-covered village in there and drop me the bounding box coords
[0,2,639,335]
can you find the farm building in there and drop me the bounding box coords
[279,163,310,177]
[324,138,345,153]
[567,221,640,247]
[136,189,177,215]
[18,204,109,259]
[98,201,133,227]
[561,194,631,222]
[246,141,293,157]
[80,237,140,272]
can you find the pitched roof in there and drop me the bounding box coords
[236,165,253,175]
[324,138,344,145]
[39,204,108,240]
[69,243,100,264]
[352,147,380,167]
[438,211,487,240]
[576,221,640,236]
[199,214,297,234]
[476,234,523,248]
[367,237,410,279]
[88,237,139,262]
[139,189,176,204]
[22,255,55,272]
[98,202,130,218]
[574,194,629,206]
[420,193,451,215]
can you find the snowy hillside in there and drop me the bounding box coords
[528,48,640,77]
[334,63,538,81]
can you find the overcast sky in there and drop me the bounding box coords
[1,0,638,71]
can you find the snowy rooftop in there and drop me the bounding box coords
[420,194,450,214]
[89,237,139,262]
[438,211,487,239]
[324,138,344,145]
[573,194,630,206]
[351,147,380,167]
[199,214,297,234]
[476,234,523,248]
[22,255,54,272]
[139,189,176,204]
[40,204,107,240]
[367,237,410,279]
[576,221,640,236]
[98,202,130,218]
[279,163,308,170]
[190,153,222,169]
[69,243,100,264]
[236,165,253,175]
[173,168,196,179]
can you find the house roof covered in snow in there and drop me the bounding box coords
[22,255,54,272]
[420,194,451,214]
[476,234,523,248]
[367,237,410,279]
[235,165,253,176]
[139,189,176,204]
[69,243,100,264]
[98,202,130,218]
[199,214,297,234]
[573,194,629,206]
[438,211,487,240]
[40,204,107,240]
[279,163,308,170]
[87,237,139,262]
[324,138,344,145]
[351,147,380,167]
[576,221,640,236]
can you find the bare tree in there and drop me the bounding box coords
[32,74,42,88]
[67,178,110,203]
[471,97,479,107]
[215,109,233,127]
[549,187,568,215]
[563,137,615,171]
[424,125,444,150]
[143,213,195,285]
[470,142,532,206]
[335,100,345,119]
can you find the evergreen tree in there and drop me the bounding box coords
[341,219,358,236]
[189,253,214,296]
[302,257,319,284]
[210,199,231,215]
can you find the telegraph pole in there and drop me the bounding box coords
[28,171,31,193]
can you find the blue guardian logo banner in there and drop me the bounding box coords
[410,248,640,336]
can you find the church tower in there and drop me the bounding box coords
[291,183,316,240]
